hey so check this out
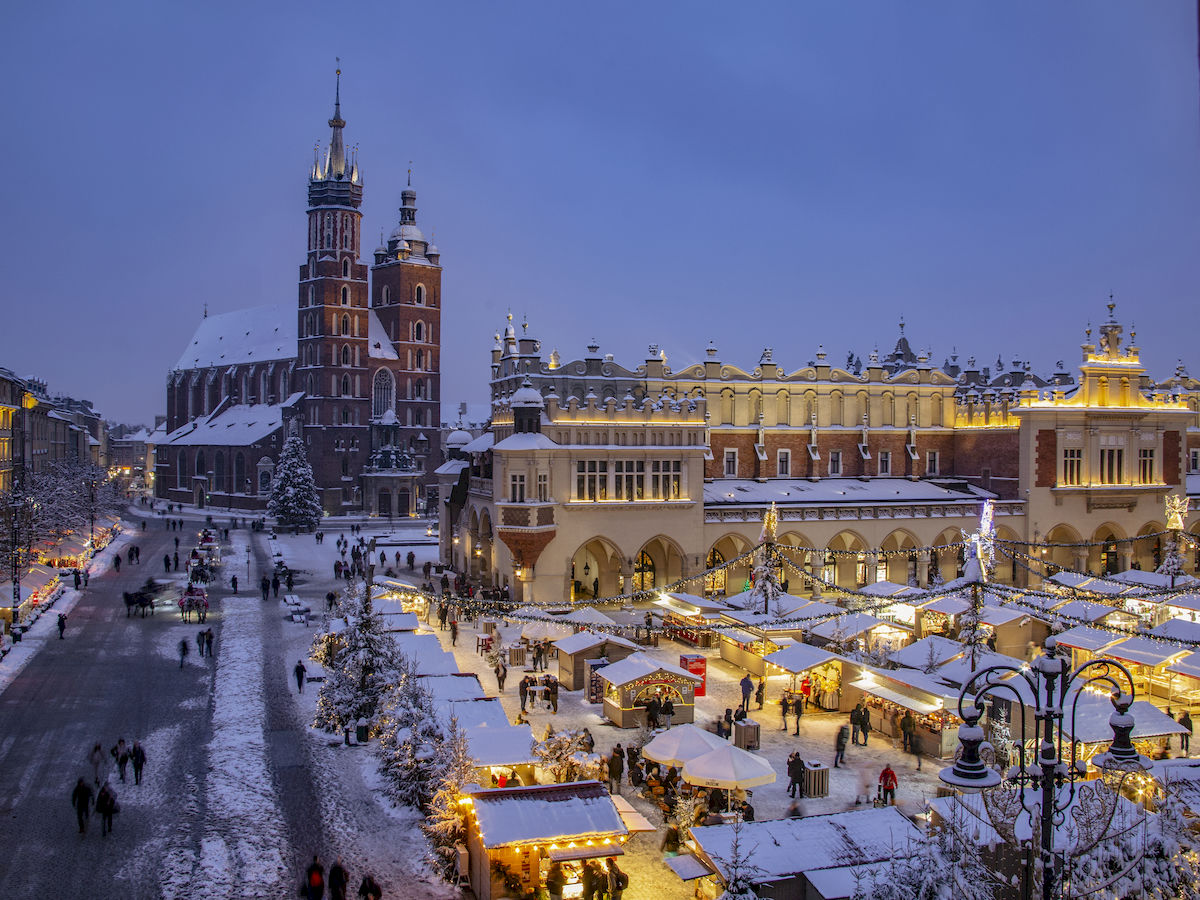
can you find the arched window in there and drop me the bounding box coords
[414,378,425,400]
[307,285,314,307]
[323,213,332,248]
[214,452,225,492]
[414,321,424,342]
[416,349,424,370]
[373,369,394,418]
[279,371,289,397]
[704,549,726,595]
[342,258,350,278]
[341,406,351,425]
[341,345,351,367]
[415,284,425,305]
[341,457,349,477]
[259,470,272,493]
[341,314,350,336]
[382,285,391,305]
[260,371,270,402]
[341,285,349,306]
[234,453,245,492]
[177,450,187,489]
[633,551,656,592]
[306,374,314,396]
[341,374,352,396]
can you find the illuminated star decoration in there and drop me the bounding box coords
[1166,494,1190,532]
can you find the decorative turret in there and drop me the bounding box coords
[308,67,363,209]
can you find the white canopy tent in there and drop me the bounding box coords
[640,723,729,768]
[681,744,776,790]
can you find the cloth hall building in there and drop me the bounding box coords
[440,308,1200,604]
[157,77,443,516]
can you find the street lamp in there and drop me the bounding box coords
[941,636,1148,900]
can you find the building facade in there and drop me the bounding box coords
[157,75,443,515]
[445,306,1200,604]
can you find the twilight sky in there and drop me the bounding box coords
[2,2,1197,426]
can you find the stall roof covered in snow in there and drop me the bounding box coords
[809,612,889,641]
[762,642,845,674]
[690,807,920,883]
[466,781,627,849]
[1149,618,1200,642]
[174,304,296,370]
[553,630,638,655]
[1053,625,1121,653]
[887,635,963,670]
[464,724,536,768]
[436,698,511,731]
[596,652,701,687]
[390,632,460,675]
[1099,636,1189,668]
[420,673,487,702]
[703,477,996,508]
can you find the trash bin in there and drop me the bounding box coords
[803,761,829,798]
[733,720,760,751]
[356,718,369,744]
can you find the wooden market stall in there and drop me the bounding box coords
[715,625,796,678]
[1053,625,1122,670]
[975,604,1052,660]
[598,652,703,728]
[809,612,912,656]
[552,630,640,691]
[1093,636,1190,706]
[886,635,964,671]
[762,642,856,711]
[654,593,730,648]
[464,723,538,788]
[1164,651,1200,709]
[847,666,970,758]
[912,594,968,638]
[461,781,630,900]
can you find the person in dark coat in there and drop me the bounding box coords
[130,741,147,785]
[178,638,189,668]
[1180,711,1193,754]
[834,724,850,767]
[449,619,458,646]
[519,676,529,712]
[646,695,661,729]
[739,674,753,712]
[173,551,179,571]
[231,574,238,593]
[755,678,765,709]
[357,873,382,900]
[57,613,66,639]
[850,704,863,745]
[260,576,271,601]
[661,697,675,729]
[294,660,307,692]
[71,777,93,833]
[547,676,559,713]
[304,855,325,900]
[793,695,804,736]
[114,554,121,573]
[781,694,791,730]
[580,859,601,900]
[95,781,118,836]
[164,554,171,573]
[205,628,214,658]
[660,823,681,857]
[740,799,755,822]
[73,569,81,590]
[609,747,624,793]
[110,739,130,782]
[786,751,803,797]
[271,574,281,598]
[328,856,350,900]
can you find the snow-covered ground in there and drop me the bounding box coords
[267,522,949,900]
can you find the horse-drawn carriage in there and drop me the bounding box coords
[123,578,168,617]
[179,585,209,623]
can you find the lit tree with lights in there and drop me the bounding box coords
[267,429,322,531]
[423,717,476,876]
[377,657,444,808]
[748,503,784,617]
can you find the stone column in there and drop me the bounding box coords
[916,550,931,588]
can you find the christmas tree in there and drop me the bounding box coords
[267,430,322,530]
[423,717,477,876]
[1158,537,1187,588]
[376,658,444,808]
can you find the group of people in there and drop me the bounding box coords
[544,856,626,900]
[518,673,559,713]
[74,738,147,837]
[194,627,215,658]
[301,854,382,900]
[641,691,676,729]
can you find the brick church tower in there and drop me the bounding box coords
[297,69,372,511]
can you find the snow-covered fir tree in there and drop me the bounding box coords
[712,815,763,900]
[267,431,322,530]
[376,658,444,808]
[314,581,404,733]
[1158,537,1187,588]
[422,717,477,877]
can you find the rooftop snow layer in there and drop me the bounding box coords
[174,303,296,370]
[703,477,996,507]
[161,400,293,447]
[466,781,627,848]
[366,311,399,360]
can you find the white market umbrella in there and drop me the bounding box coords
[561,607,617,627]
[681,744,777,790]
[641,724,729,768]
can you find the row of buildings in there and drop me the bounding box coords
[0,368,112,494]
[437,306,1200,604]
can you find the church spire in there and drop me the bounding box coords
[326,63,347,179]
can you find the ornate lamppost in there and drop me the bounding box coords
[941,637,1149,900]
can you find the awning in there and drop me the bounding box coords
[850,678,939,715]
[547,845,625,862]
[665,853,716,881]
[612,796,656,833]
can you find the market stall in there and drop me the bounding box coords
[848,667,969,758]
[1053,624,1122,669]
[886,635,963,671]
[654,593,730,648]
[809,612,912,656]
[762,642,855,711]
[464,723,538,788]
[1094,636,1190,705]
[976,604,1051,660]
[598,652,703,728]
[462,781,629,900]
[913,595,969,638]
[1165,652,1200,708]
[715,626,794,677]
[552,630,640,691]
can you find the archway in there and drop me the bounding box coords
[777,531,817,594]
[992,525,1022,585]
[879,529,920,585]
[930,528,965,584]
[1134,522,1166,573]
[636,535,686,592]
[1090,523,1127,576]
[826,530,868,589]
[1044,524,1084,576]
[378,489,392,519]
[706,533,754,596]
[571,537,624,600]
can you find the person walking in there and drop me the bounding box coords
[739,674,753,713]
[163,554,171,573]
[755,678,765,710]
[879,764,898,805]
[114,554,121,574]
[88,742,106,786]
[73,569,81,590]
[1180,710,1193,755]
[834,724,849,768]
[173,551,179,571]
[609,746,624,793]
[130,741,147,785]
[178,638,189,668]
[271,574,281,598]
[495,661,507,692]
[294,660,307,693]
[205,628,214,658]
[286,571,295,592]
[328,856,350,900]
[231,574,238,593]
[793,695,804,736]
[900,711,915,753]
[661,696,674,729]
[261,575,271,602]
[196,629,206,658]
[449,619,458,646]
[71,777,93,834]
[780,694,791,730]
[110,739,130,783]
[357,873,382,900]
[860,706,872,746]
[57,613,67,639]
[606,857,628,900]
[304,855,326,900]
[786,751,802,798]
[548,676,559,714]
[95,781,118,836]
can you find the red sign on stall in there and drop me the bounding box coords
[680,653,707,697]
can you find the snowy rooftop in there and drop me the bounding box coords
[436,698,511,731]
[463,723,536,768]
[460,432,494,454]
[419,673,487,702]
[466,781,627,849]
[433,459,469,477]
[762,642,845,674]
[1052,600,1124,623]
[1053,625,1121,653]
[1106,569,1198,590]
[887,635,964,670]
[174,303,296,370]
[391,632,460,674]
[493,432,559,451]
[690,807,920,882]
[553,630,639,655]
[703,477,996,508]
[160,397,300,447]
[934,649,1026,688]
[596,652,701,687]
[809,612,888,641]
[366,311,399,361]
[1151,617,1200,643]
[1100,636,1189,668]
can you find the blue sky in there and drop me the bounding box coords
[2,2,1196,424]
